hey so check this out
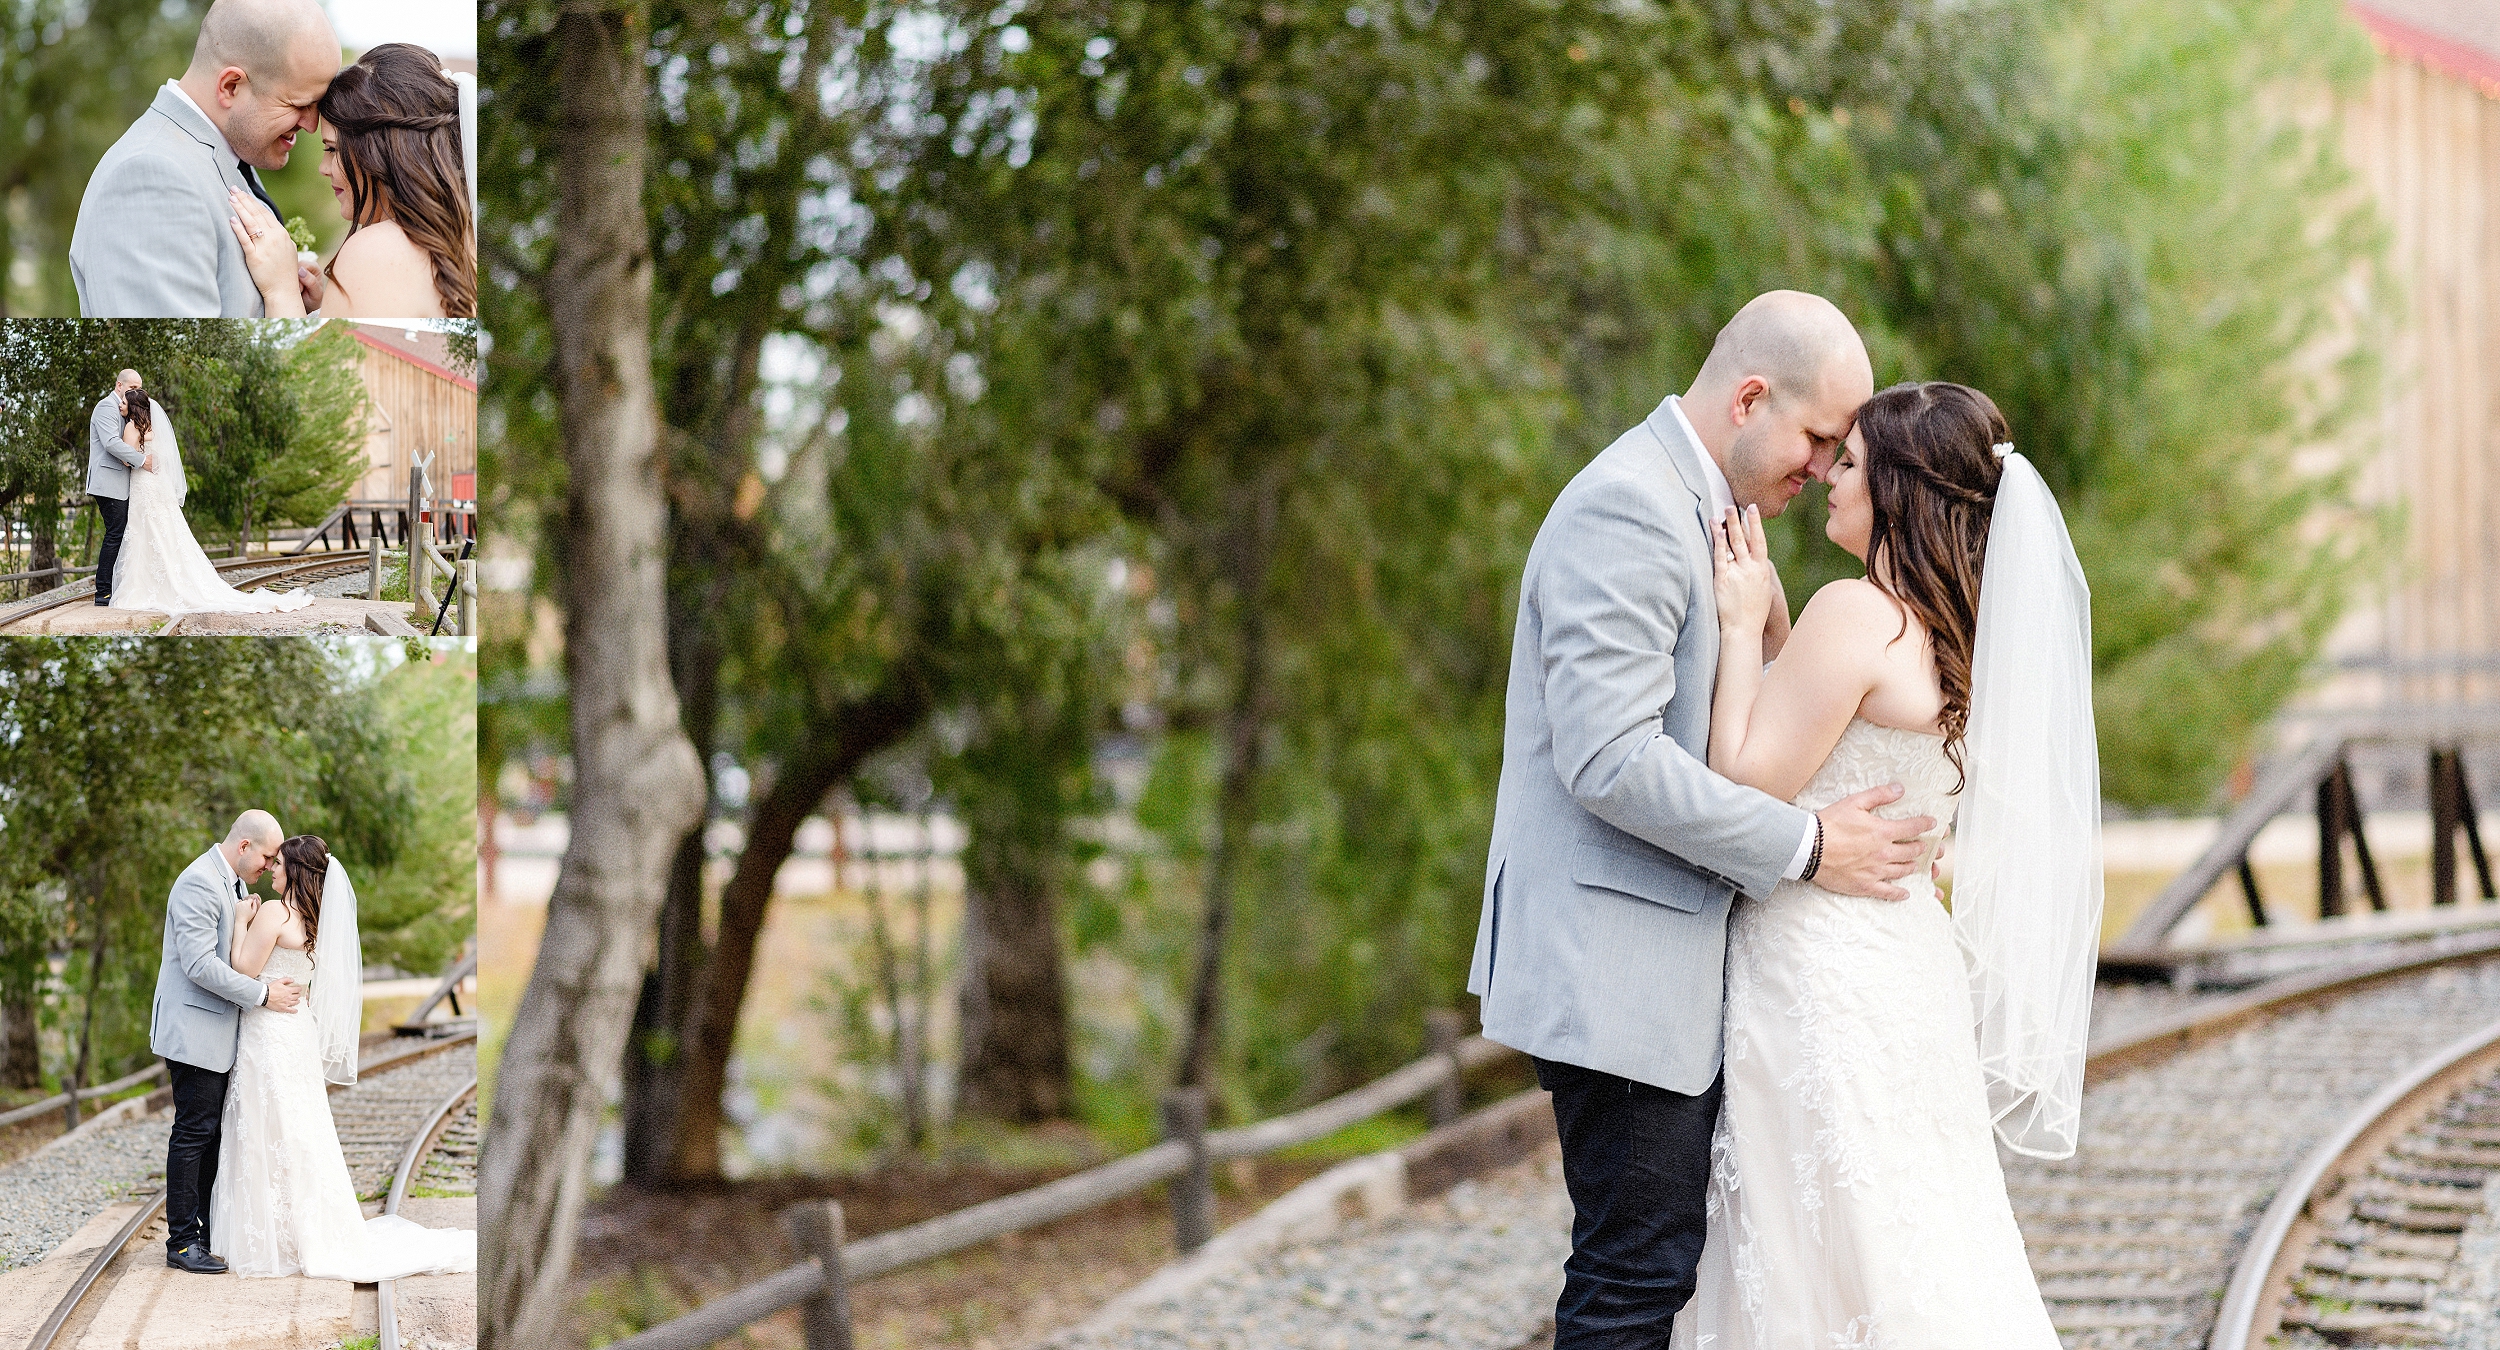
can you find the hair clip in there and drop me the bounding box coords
[1991,442,2014,460]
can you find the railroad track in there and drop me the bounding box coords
[22,1030,477,1350]
[0,552,374,631]
[378,1077,481,1350]
[2212,1015,2500,1348]
[2007,933,2500,1350]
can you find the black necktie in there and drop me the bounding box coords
[235,878,246,903]
[238,162,281,220]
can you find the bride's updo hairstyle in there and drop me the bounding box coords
[279,834,331,947]
[1852,380,2010,788]
[317,43,476,318]
[122,389,151,440]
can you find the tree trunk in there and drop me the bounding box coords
[663,678,927,1180]
[29,507,57,595]
[68,891,107,1130]
[476,9,708,1347]
[953,696,1082,1123]
[0,992,37,1090]
[620,607,719,1186]
[1175,479,1280,1095]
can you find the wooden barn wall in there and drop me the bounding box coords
[2334,50,2500,708]
[353,348,478,504]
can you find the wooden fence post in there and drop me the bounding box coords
[1425,1008,1465,1128]
[780,1199,854,1350]
[459,559,476,638]
[368,531,383,602]
[1163,1087,1212,1254]
[406,466,426,616]
[2434,746,2463,908]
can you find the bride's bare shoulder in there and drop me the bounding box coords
[327,222,444,319]
[1797,577,1907,633]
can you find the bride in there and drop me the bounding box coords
[225,43,477,320]
[107,388,313,617]
[1674,382,2101,1346]
[216,834,475,1282]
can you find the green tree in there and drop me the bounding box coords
[169,322,367,555]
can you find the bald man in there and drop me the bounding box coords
[150,810,302,1275]
[84,370,149,606]
[68,0,337,316]
[1467,292,1932,1345]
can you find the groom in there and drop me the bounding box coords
[68,0,337,317]
[1468,291,1934,1346]
[85,371,153,608]
[150,810,303,1275]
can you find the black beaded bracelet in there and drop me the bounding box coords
[1799,816,1825,883]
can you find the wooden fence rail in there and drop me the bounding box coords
[0,1062,167,1131]
[607,1028,1520,1350]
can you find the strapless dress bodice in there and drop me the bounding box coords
[1792,717,1960,870]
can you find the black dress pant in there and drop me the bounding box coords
[164,1057,229,1252]
[92,494,129,604]
[1536,1056,1723,1350]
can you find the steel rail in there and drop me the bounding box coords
[2206,1012,2500,1349]
[19,1028,477,1350]
[377,1077,478,1350]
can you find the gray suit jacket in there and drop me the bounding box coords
[69,84,268,318]
[1467,396,1815,1094]
[85,391,143,501]
[150,846,268,1074]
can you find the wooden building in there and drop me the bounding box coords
[344,321,477,509]
[2319,0,2500,709]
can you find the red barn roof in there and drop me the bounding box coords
[346,322,479,391]
[2349,0,2500,96]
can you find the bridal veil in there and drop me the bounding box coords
[1951,450,2103,1159]
[148,397,187,504]
[308,857,363,1086]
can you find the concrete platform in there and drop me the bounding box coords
[0,1196,475,1350]
[2,596,423,637]
[0,1199,152,1346]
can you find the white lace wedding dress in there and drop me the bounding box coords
[110,403,311,616]
[211,946,475,1281]
[1673,719,2059,1348]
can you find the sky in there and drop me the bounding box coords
[327,0,477,63]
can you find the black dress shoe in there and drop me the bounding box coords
[93,597,110,607]
[166,1243,228,1274]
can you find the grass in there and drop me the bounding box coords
[580,1269,687,1349]
[1272,1107,1431,1164]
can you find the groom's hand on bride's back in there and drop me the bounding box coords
[1814,784,1934,902]
[263,978,303,1013]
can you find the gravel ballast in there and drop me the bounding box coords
[1047,1150,1570,1350]
[0,1111,169,1272]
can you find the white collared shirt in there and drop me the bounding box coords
[1664,396,1820,882]
[1665,395,1737,524]
[163,80,246,165]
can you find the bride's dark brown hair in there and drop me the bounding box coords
[122,388,151,440]
[317,43,476,318]
[279,835,330,947]
[1852,381,2009,789]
